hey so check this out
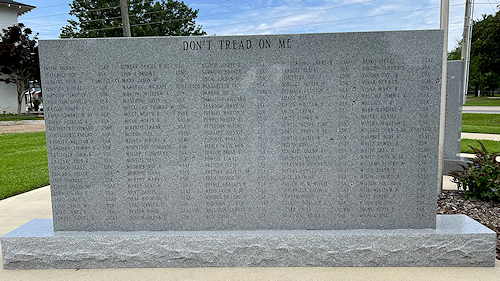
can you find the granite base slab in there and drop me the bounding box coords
[1,215,496,269]
[444,157,473,175]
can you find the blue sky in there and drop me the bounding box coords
[16,0,500,51]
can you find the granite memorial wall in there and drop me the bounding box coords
[1,30,496,269]
[444,60,464,160]
[40,31,443,232]
[443,60,470,175]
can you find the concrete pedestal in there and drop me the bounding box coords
[1,215,496,269]
[443,157,473,176]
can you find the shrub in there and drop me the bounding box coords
[450,141,500,202]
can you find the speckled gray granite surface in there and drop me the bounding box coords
[4,31,496,270]
[1,215,496,269]
[38,31,444,232]
[443,60,470,175]
[444,60,464,160]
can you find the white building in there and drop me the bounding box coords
[0,1,35,114]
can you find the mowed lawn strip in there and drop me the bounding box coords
[0,132,49,200]
[462,113,500,134]
[464,97,500,106]
[461,139,500,154]
[0,114,42,122]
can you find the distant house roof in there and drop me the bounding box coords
[0,1,35,16]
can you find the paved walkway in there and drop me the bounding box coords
[462,132,500,141]
[0,120,45,126]
[462,106,500,114]
[0,120,45,134]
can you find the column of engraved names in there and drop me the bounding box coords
[201,62,250,224]
[94,64,119,226]
[357,58,406,224]
[278,61,329,223]
[174,63,198,221]
[43,65,95,226]
[253,62,278,222]
[411,57,440,219]
[120,63,170,228]
[335,58,355,226]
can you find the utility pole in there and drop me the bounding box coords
[461,0,474,103]
[120,0,131,37]
[437,0,449,195]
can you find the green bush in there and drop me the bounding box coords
[450,141,500,202]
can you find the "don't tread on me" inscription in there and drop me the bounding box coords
[39,31,443,232]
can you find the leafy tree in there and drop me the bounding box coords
[469,55,490,94]
[471,12,500,93]
[61,0,206,38]
[449,9,500,94]
[447,40,462,60]
[0,24,40,116]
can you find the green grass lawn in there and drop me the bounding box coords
[464,97,500,106]
[461,139,500,154]
[462,113,500,134]
[0,114,43,122]
[0,132,49,200]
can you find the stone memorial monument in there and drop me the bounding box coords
[443,60,471,175]
[1,31,496,269]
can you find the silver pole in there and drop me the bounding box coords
[461,0,474,103]
[437,0,449,195]
[120,0,131,37]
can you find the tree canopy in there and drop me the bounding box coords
[0,23,40,115]
[61,0,206,38]
[449,9,500,93]
[448,40,462,61]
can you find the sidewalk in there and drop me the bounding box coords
[0,120,45,126]
[462,132,500,141]
[0,120,45,134]
[462,106,500,114]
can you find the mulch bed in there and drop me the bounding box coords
[437,190,500,260]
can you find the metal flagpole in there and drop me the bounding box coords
[437,0,449,195]
[461,0,474,103]
[120,0,131,37]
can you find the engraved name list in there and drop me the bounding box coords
[39,31,443,232]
